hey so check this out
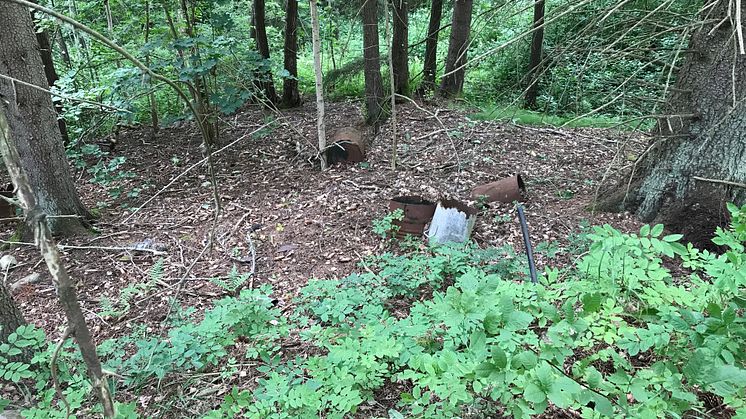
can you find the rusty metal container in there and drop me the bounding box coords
[388,196,436,237]
[471,174,526,203]
[327,127,366,163]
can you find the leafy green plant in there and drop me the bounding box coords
[12,205,746,418]
[209,205,746,419]
[209,264,251,295]
[67,143,134,198]
[372,208,404,239]
[0,325,44,383]
[98,258,164,320]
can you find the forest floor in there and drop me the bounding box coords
[2,100,648,413]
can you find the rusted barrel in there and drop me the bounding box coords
[471,174,526,203]
[327,127,366,164]
[388,196,436,237]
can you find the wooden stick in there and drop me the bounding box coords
[0,106,115,416]
[692,176,746,189]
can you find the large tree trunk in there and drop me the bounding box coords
[362,0,385,125]
[282,0,301,107]
[391,0,409,96]
[524,0,545,109]
[253,0,279,104]
[0,282,25,356]
[0,3,89,236]
[418,0,443,95]
[439,0,473,97]
[601,2,746,244]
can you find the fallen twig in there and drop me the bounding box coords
[692,176,746,189]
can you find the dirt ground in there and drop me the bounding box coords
[1,100,648,411]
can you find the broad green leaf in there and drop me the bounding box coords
[651,224,664,237]
[491,347,508,369]
[630,379,650,402]
[523,382,546,403]
[582,293,602,313]
[593,394,614,417]
[535,364,555,389]
[584,366,603,388]
[506,311,533,331]
[640,225,651,237]
[484,312,502,335]
[662,234,683,242]
[548,376,580,408]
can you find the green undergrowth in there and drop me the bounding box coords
[2,204,746,418]
[469,105,651,130]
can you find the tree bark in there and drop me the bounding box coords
[418,0,443,95]
[601,2,746,243]
[282,0,301,107]
[391,0,409,96]
[309,0,327,170]
[0,281,25,356]
[253,0,279,104]
[439,0,473,97]
[31,9,70,145]
[0,2,89,235]
[524,0,545,109]
[362,0,385,125]
[0,107,114,418]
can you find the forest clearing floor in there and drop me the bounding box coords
[3,100,649,410]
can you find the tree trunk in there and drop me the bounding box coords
[524,0,545,110]
[439,0,473,97]
[601,2,746,245]
[56,29,73,69]
[0,2,89,236]
[145,0,159,135]
[362,0,385,125]
[282,0,301,107]
[31,9,70,145]
[0,107,115,417]
[0,281,25,355]
[418,0,443,95]
[391,0,409,96]
[253,0,279,104]
[309,0,327,170]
